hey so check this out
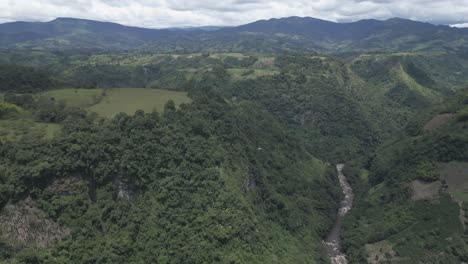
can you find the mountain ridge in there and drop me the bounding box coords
[1,16,468,52]
[2,16,458,29]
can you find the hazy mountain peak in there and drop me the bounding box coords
[1,16,468,52]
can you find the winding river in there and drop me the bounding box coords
[324,164,353,264]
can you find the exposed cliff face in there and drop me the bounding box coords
[0,197,70,248]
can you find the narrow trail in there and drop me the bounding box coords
[324,164,353,264]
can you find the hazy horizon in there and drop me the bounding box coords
[2,0,468,28]
[2,15,468,29]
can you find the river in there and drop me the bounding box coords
[324,164,353,264]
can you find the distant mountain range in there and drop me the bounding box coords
[1,16,468,52]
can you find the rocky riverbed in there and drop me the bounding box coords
[324,164,353,264]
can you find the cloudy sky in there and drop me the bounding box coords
[1,0,468,28]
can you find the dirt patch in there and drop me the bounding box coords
[439,162,468,230]
[410,180,441,201]
[423,113,454,131]
[439,162,468,201]
[253,57,275,69]
[0,197,70,248]
[365,240,399,263]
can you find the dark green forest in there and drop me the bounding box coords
[1,88,340,263]
[342,89,468,263]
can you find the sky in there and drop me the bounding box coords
[1,0,468,28]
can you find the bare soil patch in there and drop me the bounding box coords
[423,113,454,131]
[439,162,468,201]
[410,180,441,201]
[439,162,468,230]
[365,240,399,263]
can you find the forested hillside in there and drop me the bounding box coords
[342,89,468,263]
[2,51,467,161]
[0,90,341,263]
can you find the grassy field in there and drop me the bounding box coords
[0,119,61,141]
[227,68,278,80]
[42,89,103,108]
[1,88,190,141]
[397,64,442,102]
[87,88,191,118]
[0,109,62,141]
[41,88,191,118]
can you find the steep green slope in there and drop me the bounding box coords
[350,53,446,109]
[0,92,340,263]
[222,53,464,161]
[342,90,468,263]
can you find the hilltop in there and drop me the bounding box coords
[1,16,468,52]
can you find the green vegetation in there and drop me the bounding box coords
[0,87,191,146]
[0,65,55,92]
[0,101,21,118]
[42,89,103,108]
[221,52,465,161]
[342,89,468,263]
[0,119,61,141]
[88,88,191,118]
[0,91,339,263]
[3,50,465,161]
[1,30,468,262]
[0,96,65,142]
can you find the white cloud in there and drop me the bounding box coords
[451,23,468,28]
[0,0,467,28]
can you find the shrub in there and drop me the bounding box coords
[415,161,439,182]
[0,101,21,118]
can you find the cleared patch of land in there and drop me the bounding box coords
[411,180,441,201]
[365,240,399,263]
[0,197,70,248]
[253,57,275,69]
[42,88,103,108]
[1,88,189,141]
[0,119,61,141]
[0,101,62,142]
[227,68,278,80]
[87,88,191,118]
[209,53,246,59]
[42,88,191,118]
[439,162,468,202]
[439,162,468,229]
[423,113,454,131]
